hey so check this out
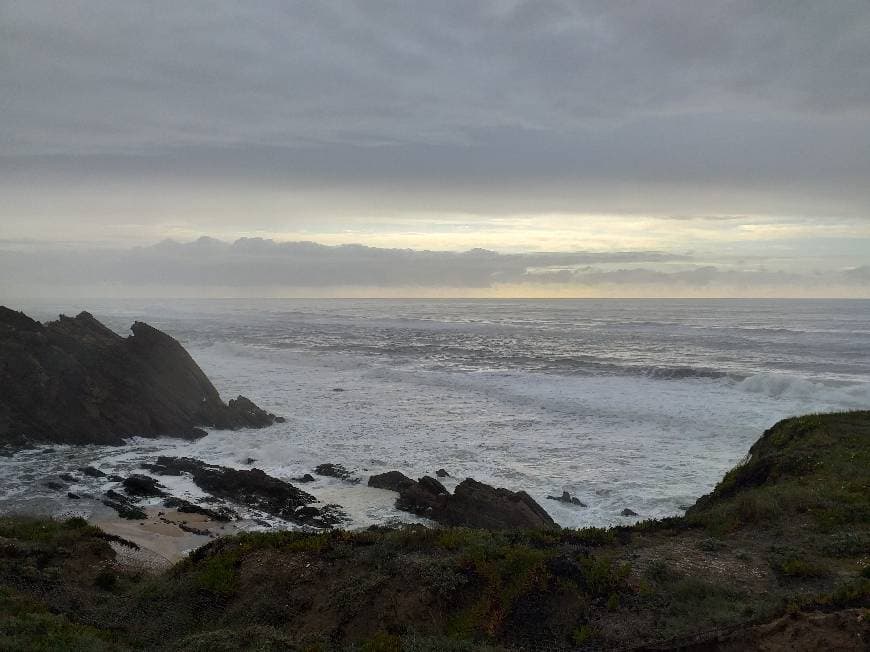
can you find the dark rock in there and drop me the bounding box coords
[314,463,360,483]
[67,492,80,499]
[105,489,129,502]
[0,307,282,445]
[243,458,256,465]
[178,523,211,536]
[45,480,65,491]
[368,471,415,492]
[101,488,148,519]
[435,468,450,478]
[546,491,587,507]
[621,508,639,517]
[107,475,125,483]
[163,497,237,522]
[145,457,331,525]
[395,476,556,530]
[59,473,78,483]
[122,474,167,498]
[79,466,106,478]
[291,473,316,483]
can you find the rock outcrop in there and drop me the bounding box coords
[378,473,556,530]
[143,456,345,527]
[0,307,282,445]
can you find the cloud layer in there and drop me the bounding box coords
[0,238,866,298]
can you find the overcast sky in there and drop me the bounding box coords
[1,1,868,297]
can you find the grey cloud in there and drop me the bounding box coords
[0,238,865,294]
[3,1,870,153]
[0,237,688,289]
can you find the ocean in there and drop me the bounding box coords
[2,298,868,530]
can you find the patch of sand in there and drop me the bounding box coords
[92,506,243,569]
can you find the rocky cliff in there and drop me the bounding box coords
[0,307,281,445]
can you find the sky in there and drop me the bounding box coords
[1,1,869,297]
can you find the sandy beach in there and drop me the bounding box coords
[93,506,245,569]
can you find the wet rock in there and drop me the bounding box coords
[101,492,147,520]
[122,474,167,498]
[435,468,450,478]
[621,508,639,517]
[162,497,237,522]
[368,471,416,492]
[0,307,283,446]
[395,476,557,530]
[145,456,332,526]
[67,492,80,499]
[178,523,211,536]
[243,457,256,465]
[292,473,316,483]
[79,466,106,478]
[59,473,78,483]
[314,463,360,484]
[45,480,65,491]
[546,491,587,507]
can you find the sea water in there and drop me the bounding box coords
[2,299,868,529]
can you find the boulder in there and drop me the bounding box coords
[620,508,639,517]
[79,466,106,478]
[102,491,147,520]
[546,491,587,507]
[44,480,65,491]
[162,497,237,522]
[292,473,316,483]
[122,474,167,498]
[314,463,360,483]
[368,471,415,492]
[435,468,450,478]
[59,473,78,483]
[0,307,282,445]
[390,475,557,530]
[441,479,557,530]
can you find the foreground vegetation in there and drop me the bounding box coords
[1,411,868,650]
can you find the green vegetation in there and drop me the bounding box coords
[0,411,867,650]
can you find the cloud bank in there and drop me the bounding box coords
[0,238,865,298]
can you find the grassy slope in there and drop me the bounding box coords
[1,411,868,651]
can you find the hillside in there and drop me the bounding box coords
[0,411,867,650]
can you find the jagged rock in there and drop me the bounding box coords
[144,457,335,526]
[435,468,450,478]
[441,479,557,530]
[368,471,415,492]
[0,307,282,445]
[546,491,587,507]
[314,463,360,483]
[389,475,556,530]
[122,474,167,498]
[162,497,237,522]
[621,508,639,517]
[80,466,106,478]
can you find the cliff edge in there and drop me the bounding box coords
[0,307,281,445]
